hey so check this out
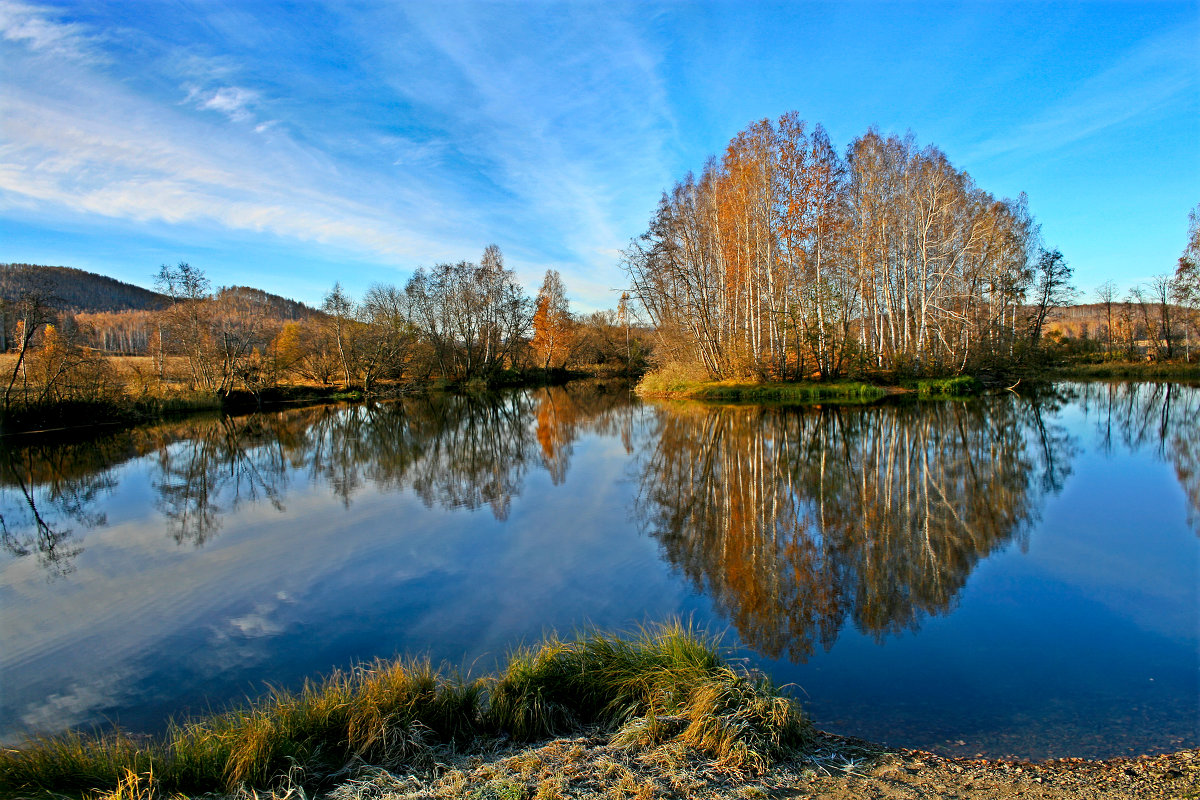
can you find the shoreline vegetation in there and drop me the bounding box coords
[2,625,1195,800]
[5,358,1199,437]
[0,625,808,799]
[633,373,984,403]
[0,365,621,437]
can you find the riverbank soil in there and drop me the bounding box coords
[326,731,1198,800]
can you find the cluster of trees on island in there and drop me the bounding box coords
[0,249,648,418]
[623,114,1200,378]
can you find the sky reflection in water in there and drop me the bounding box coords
[1,382,1196,759]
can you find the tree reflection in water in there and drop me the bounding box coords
[1076,381,1200,534]
[3,381,1192,610]
[0,443,108,578]
[634,393,1076,661]
[0,382,635,573]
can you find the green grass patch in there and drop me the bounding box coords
[636,373,886,404]
[910,376,982,397]
[0,624,810,799]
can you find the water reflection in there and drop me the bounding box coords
[0,445,106,578]
[1076,381,1200,534]
[0,382,1197,758]
[635,394,1076,660]
[0,382,634,572]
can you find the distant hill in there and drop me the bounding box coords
[214,285,318,321]
[1,264,168,312]
[0,264,319,319]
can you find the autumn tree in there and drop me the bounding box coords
[155,262,216,390]
[210,287,277,396]
[358,283,419,390]
[1150,273,1178,360]
[154,264,279,395]
[2,279,56,413]
[271,320,339,385]
[321,283,355,389]
[25,323,117,405]
[1174,204,1200,359]
[531,269,573,370]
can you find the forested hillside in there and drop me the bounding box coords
[0,265,318,319]
[1,265,322,355]
[1,264,168,312]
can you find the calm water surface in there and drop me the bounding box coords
[1,381,1197,759]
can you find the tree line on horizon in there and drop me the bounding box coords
[0,250,649,416]
[623,113,1200,378]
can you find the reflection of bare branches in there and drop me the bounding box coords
[1022,389,1077,495]
[636,395,1070,661]
[408,393,534,520]
[0,446,109,579]
[1,385,639,569]
[1077,381,1200,535]
[154,415,292,546]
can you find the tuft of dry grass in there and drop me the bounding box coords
[487,623,810,771]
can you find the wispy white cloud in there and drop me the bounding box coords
[965,24,1198,164]
[0,7,470,271]
[380,3,677,304]
[0,1,680,306]
[0,89,449,258]
[188,84,260,123]
[0,0,102,62]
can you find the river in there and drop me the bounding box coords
[1,380,1196,759]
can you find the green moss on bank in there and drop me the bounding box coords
[0,624,810,799]
[635,373,989,404]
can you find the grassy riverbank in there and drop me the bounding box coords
[635,372,982,403]
[0,625,809,799]
[3,628,1195,800]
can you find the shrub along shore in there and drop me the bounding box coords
[0,625,810,800]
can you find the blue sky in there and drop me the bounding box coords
[1,1,1196,311]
